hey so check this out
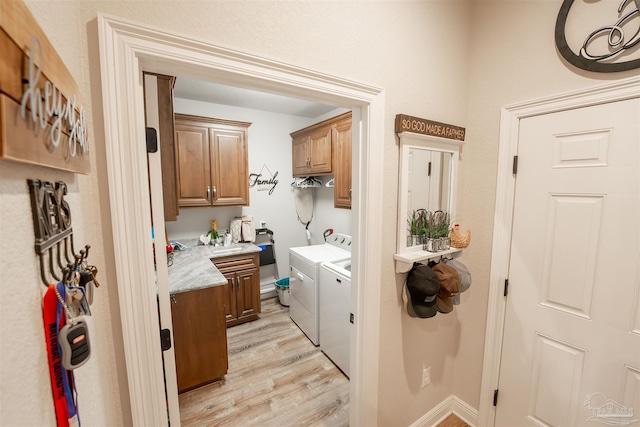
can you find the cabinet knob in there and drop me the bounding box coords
[170,294,177,304]
[213,185,217,200]
[207,186,211,201]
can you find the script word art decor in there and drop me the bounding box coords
[555,0,640,73]
[0,1,90,174]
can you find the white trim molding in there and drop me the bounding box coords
[478,76,640,427]
[96,14,385,426]
[409,395,479,427]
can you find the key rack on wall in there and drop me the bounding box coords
[28,179,93,286]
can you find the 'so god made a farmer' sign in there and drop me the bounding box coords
[395,114,465,142]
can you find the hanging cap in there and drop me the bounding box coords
[433,262,460,313]
[404,264,440,318]
[446,259,471,305]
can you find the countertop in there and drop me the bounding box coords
[167,239,262,294]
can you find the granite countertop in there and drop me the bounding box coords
[167,239,262,294]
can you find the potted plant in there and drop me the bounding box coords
[407,208,427,246]
[423,210,450,252]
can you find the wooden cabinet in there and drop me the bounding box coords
[170,285,228,393]
[290,111,352,208]
[333,116,352,209]
[291,121,334,177]
[174,114,251,207]
[213,253,261,327]
[144,73,179,221]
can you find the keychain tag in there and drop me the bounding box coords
[59,317,91,370]
[78,270,94,305]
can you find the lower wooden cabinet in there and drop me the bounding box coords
[213,253,261,327]
[170,285,228,393]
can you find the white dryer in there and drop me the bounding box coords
[289,233,351,346]
[319,258,351,377]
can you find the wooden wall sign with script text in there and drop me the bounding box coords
[0,1,90,174]
[395,114,465,142]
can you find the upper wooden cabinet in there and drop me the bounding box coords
[144,73,179,221]
[174,114,251,207]
[333,116,352,209]
[291,120,333,176]
[290,111,352,208]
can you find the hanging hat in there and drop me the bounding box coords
[403,264,440,318]
[446,259,471,305]
[433,262,460,313]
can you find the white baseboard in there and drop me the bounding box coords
[409,395,478,427]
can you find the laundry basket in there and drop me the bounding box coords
[275,277,290,307]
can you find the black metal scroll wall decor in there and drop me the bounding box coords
[28,179,93,286]
[555,0,640,73]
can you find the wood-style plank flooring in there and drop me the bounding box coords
[437,413,471,427]
[179,297,350,426]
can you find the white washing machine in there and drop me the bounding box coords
[289,233,351,346]
[319,258,351,377]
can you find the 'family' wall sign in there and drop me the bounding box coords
[555,0,640,73]
[0,1,90,174]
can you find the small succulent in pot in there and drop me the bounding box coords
[407,209,427,235]
[407,208,428,246]
[431,210,451,238]
[207,228,219,240]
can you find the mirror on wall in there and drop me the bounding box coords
[396,132,463,255]
[407,148,452,215]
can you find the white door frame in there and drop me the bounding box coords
[478,75,640,427]
[97,14,384,426]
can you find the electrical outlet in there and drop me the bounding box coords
[421,366,431,388]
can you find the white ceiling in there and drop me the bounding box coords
[173,77,339,118]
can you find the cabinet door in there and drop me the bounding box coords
[221,272,237,324]
[215,253,261,327]
[175,123,211,206]
[308,126,332,174]
[155,74,179,221]
[236,266,261,322]
[171,286,228,393]
[333,118,352,209]
[210,129,249,206]
[292,135,310,176]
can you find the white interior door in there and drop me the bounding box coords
[144,74,181,426]
[496,98,640,427]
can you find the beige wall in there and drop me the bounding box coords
[1,1,471,426]
[3,1,635,426]
[453,0,639,411]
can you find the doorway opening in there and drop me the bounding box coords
[97,14,384,426]
[148,72,354,425]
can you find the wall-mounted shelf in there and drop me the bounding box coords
[394,247,463,273]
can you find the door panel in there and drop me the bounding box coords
[210,129,249,206]
[309,126,332,174]
[333,118,352,209]
[496,98,640,427]
[175,124,210,206]
[292,135,310,176]
[222,272,236,323]
[236,267,259,319]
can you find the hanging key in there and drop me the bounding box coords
[78,269,95,305]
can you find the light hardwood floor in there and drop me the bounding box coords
[179,297,350,426]
[437,413,470,427]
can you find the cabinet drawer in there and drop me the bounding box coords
[213,253,259,272]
